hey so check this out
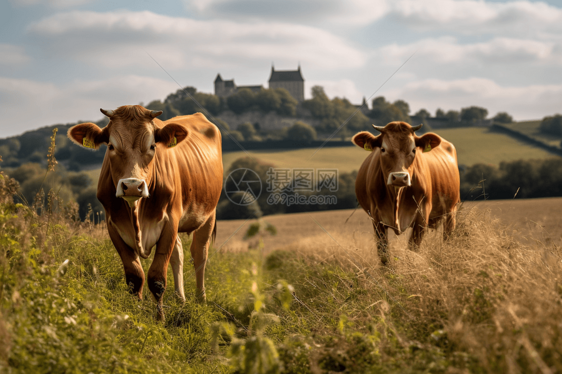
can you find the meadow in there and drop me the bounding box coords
[223,126,559,172]
[2,168,562,372]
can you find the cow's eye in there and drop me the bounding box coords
[412,149,416,155]
[381,148,386,153]
[108,144,114,151]
[150,144,156,151]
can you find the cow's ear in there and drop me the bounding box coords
[415,133,441,152]
[67,122,108,150]
[155,123,188,148]
[352,131,382,151]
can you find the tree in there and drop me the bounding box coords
[286,121,317,142]
[227,88,257,114]
[393,100,410,117]
[446,110,460,122]
[493,112,513,124]
[460,106,488,122]
[415,109,430,119]
[302,86,333,119]
[237,122,261,141]
[256,89,281,113]
[539,114,562,136]
[274,88,298,117]
[435,108,446,118]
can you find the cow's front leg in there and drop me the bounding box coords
[409,215,428,251]
[189,213,216,303]
[147,222,178,321]
[373,221,389,265]
[170,236,186,302]
[107,222,145,298]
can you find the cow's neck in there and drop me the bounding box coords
[385,185,406,230]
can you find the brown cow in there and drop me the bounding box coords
[352,121,460,263]
[68,105,223,319]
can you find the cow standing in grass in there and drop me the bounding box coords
[68,105,223,320]
[352,122,460,263]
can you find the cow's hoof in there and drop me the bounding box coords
[196,289,207,304]
[156,304,165,322]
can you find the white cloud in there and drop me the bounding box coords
[306,79,364,103]
[185,0,562,36]
[389,0,562,37]
[385,77,562,121]
[185,0,389,25]
[0,44,30,66]
[10,0,94,8]
[27,10,366,71]
[0,75,178,137]
[379,37,561,65]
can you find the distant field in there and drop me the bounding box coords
[223,126,560,172]
[498,120,561,147]
[82,126,560,186]
[216,197,562,251]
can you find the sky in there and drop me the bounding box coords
[1,0,561,137]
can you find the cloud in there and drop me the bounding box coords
[184,0,562,36]
[379,37,562,66]
[0,75,178,137]
[389,0,562,37]
[27,10,366,71]
[385,77,562,121]
[185,0,389,25]
[0,44,30,66]
[10,0,94,8]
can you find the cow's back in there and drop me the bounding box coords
[154,113,223,226]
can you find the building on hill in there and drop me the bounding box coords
[354,97,370,115]
[214,65,305,102]
[268,65,305,102]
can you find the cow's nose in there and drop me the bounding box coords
[116,178,149,206]
[388,172,411,187]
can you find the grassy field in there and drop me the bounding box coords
[223,126,560,172]
[498,120,561,147]
[81,126,560,188]
[2,190,562,373]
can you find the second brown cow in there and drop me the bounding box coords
[352,121,460,263]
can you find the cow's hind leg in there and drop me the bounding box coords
[170,236,185,302]
[443,208,457,241]
[189,213,216,303]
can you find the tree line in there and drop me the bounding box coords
[216,156,562,220]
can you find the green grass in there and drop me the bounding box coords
[432,126,559,166]
[497,120,561,147]
[224,127,560,172]
[3,192,562,373]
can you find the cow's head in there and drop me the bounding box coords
[352,121,441,189]
[67,105,188,207]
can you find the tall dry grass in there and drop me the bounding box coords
[281,205,562,373]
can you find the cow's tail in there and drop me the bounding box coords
[131,206,151,259]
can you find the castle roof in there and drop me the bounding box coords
[224,80,235,88]
[268,66,304,82]
[214,74,223,83]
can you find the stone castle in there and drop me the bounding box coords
[214,65,305,102]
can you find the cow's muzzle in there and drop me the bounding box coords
[387,172,411,187]
[116,178,149,207]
